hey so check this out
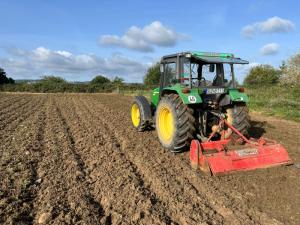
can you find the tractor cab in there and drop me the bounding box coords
[156,51,250,110]
[160,51,249,90]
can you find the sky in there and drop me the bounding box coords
[0,0,299,82]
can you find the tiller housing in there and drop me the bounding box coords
[190,117,292,175]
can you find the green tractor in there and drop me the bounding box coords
[131,51,250,152]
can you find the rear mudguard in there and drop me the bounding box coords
[151,84,202,107]
[228,89,249,102]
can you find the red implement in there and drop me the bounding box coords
[190,120,292,175]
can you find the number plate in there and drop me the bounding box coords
[235,148,258,157]
[206,88,225,94]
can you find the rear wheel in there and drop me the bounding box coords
[156,94,195,152]
[223,104,250,139]
[131,96,152,131]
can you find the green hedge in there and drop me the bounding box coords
[0,82,153,93]
[246,85,300,122]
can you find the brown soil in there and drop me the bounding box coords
[0,93,299,225]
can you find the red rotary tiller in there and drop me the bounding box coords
[190,114,292,175]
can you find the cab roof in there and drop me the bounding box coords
[162,51,249,64]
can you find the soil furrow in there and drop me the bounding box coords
[55,97,105,224]
[0,94,24,109]
[0,96,46,159]
[32,96,103,224]
[0,96,46,224]
[79,96,226,225]
[0,95,44,144]
[67,96,176,224]
[0,97,32,121]
[0,94,12,103]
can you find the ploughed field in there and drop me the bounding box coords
[0,93,299,225]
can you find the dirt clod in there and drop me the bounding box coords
[37,212,51,224]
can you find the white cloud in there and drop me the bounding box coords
[56,50,72,58]
[99,21,188,52]
[260,43,280,55]
[241,16,295,38]
[258,17,295,33]
[0,47,149,82]
[241,25,256,39]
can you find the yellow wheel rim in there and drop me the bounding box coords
[157,106,174,144]
[131,103,140,127]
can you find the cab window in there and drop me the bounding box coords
[164,62,176,86]
[182,61,200,86]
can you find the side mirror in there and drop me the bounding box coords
[209,64,215,73]
[160,64,164,73]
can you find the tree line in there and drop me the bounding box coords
[1,52,299,92]
[0,68,15,85]
[0,73,150,93]
[244,52,300,87]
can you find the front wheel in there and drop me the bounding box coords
[131,96,152,131]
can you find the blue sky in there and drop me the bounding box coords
[0,0,299,82]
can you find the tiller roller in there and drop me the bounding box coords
[190,113,292,175]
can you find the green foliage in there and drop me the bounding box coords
[31,76,68,92]
[7,78,15,84]
[244,65,281,86]
[0,74,149,93]
[112,76,124,85]
[280,53,300,86]
[247,85,300,122]
[0,67,15,84]
[90,75,110,85]
[144,63,160,85]
[40,75,67,84]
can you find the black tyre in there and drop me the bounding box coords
[155,94,195,152]
[224,104,250,138]
[131,96,152,131]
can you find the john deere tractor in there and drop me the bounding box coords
[131,52,250,152]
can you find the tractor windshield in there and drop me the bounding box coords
[182,60,236,88]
